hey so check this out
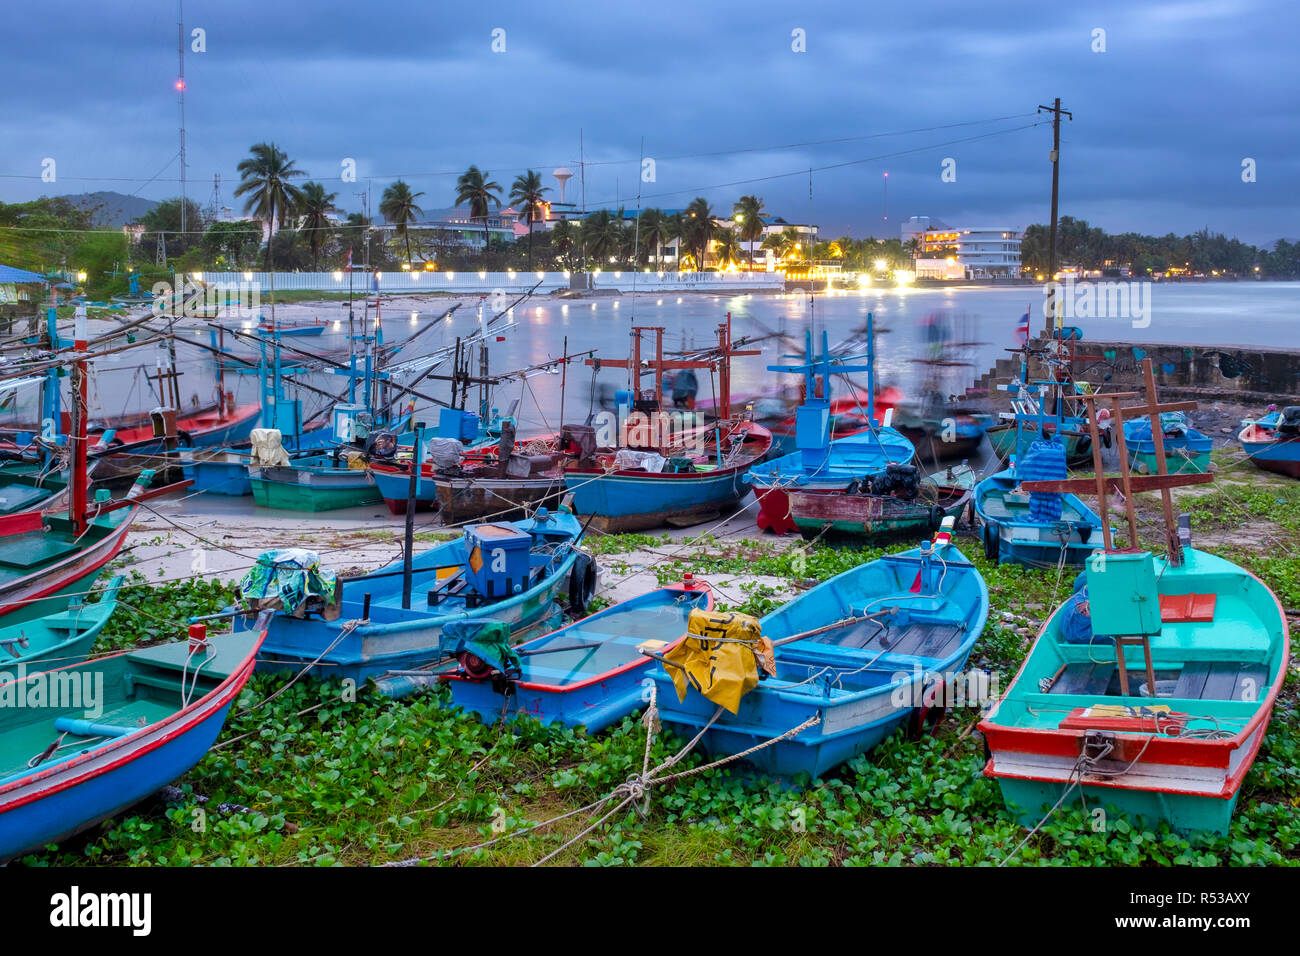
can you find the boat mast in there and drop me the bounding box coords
[177,0,187,237]
[69,306,89,535]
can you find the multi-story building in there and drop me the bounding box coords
[902,216,1022,278]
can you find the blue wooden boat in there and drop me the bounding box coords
[649,521,988,778]
[973,465,1105,567]
[248,509,592,682]
[433,578,712,729]
[0,575,124,670]
[1239,405,1300,478]
[746,320,915,535]
[973,372,1106,567]
[0,615,268,860]
[563,319,773,532]
[1124,413,1212,474]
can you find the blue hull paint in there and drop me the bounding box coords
[973,468,1104,568]
[370,466,437,508]
[446,586,711,732]
[0,699,237,858]
[747,426,915,492]
[564,468,747,531]
[252,512,586,682]
[652,541,989,778]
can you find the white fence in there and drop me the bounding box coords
[194,271,786,294]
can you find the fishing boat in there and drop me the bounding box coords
[426,576,713,725]
[647,518,988,778]
[1238,405,1300,478]
[563,318,774,532]
[987,418,1099,467]
[788,462,976,539]
[91,398,261,452]
[0,471,156,627]
[1124,413,1212,474]
[973,372,1106,567]
[0,575,123,670]
[0,614,268,860]
[747,319,916,535]
[981,362,1288,835]
[249,451,382,511]
[0,457,81,517]
[759,389,905,458]
[244,508,592,682]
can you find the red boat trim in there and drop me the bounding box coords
[979,562,1290,792]
[0,512,135,614]
[0,631,266,810]
[445,585,714,694]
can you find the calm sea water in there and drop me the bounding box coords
[29,280,1298,434]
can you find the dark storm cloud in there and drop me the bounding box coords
[2,0,1295,243]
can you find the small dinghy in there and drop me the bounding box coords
[1238,404,1300,479]
[1124,412,1212,474]
[788,463,975,540]
[0,614,269,860]
[648,518,989,778]
[432,576,713,730]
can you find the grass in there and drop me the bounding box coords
[15,487,1300,867]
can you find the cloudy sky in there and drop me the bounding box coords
[3,0,1296,244]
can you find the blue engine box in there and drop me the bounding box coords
[438,407,481,444]
[464,523,533,598]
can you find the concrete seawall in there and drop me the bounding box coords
[969,339,1300,407]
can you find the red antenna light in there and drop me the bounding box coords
[175,79,185,90]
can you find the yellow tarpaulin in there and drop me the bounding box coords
[663,609,774,714]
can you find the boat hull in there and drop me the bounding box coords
[431,474,566,523]
[790,483,972,539]
[249,461,382,511]
[979,549,1288,836]
[1239,426,1300,478]
[973,470,1103,568]
[565,467,749,533]
[0,629,262,860]
[0,513,134,627]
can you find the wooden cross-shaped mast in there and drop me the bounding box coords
[1019,358,1211,565]
[586,313,758,419]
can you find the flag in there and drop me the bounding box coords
[1015,308,1030,346]
[343,248,352,272]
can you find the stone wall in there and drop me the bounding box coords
[969,339,1300,407]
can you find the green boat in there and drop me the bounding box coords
[0,458,86,517]
[788,463,976,538]
[980,547,1288,835]
[0,576,124,669]
[986,420,1096,467]
[982,359,1289,836]
[249,455,382,512]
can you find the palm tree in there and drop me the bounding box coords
[682,197,714,271]
[733,195,765,266]
[712,227,743,271]
[298,181,338,270]
[234,142,305,269]
[454,166,503,268]
[581,210,623,264]
[509,170,550,270]
[379,180,425,267]
[638,209,671,271]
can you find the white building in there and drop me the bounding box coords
[902,216,1022,278]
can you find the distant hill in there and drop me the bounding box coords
[64,191,158,227]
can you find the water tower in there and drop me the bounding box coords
[552,167,574,204]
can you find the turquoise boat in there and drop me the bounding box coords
[435,578,713,730]
[0,616,267,861]
[981,547,1288,835]
[0,576,124,670]
[649,521,989,778]
[1124,413,1212,474]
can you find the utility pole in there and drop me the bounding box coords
[177,0,187,236]
[1038,97,1072,334]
